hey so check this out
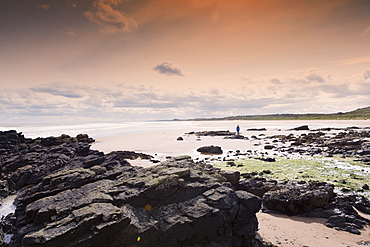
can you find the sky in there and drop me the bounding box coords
[1,0,370,123]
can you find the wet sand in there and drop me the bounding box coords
[258,211,370,247]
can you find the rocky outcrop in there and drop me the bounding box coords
[264,128,370,163]
[237,178,277,198]
[0,131,96,198]
[241,177,370,235]
[107,150,153,160]
[262,181,335,216]
[10,156,262,247]
[197,145,223,154]
[0,131,263,247]
[302,194,370,234]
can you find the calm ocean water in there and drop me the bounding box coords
[1,120,369,139]
[0,121,198,139]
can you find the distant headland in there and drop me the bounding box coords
[178,106,370,121]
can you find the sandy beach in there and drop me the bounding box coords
[258,212,370,247]
[90,120,370,246]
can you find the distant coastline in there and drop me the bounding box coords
[179,106,370,121]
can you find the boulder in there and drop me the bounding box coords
[238,178,277,198]
[197,145,223,154]
[219,170,240,185]
[262,181,335,215]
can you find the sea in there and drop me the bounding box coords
[1,120,370,139]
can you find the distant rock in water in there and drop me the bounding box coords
[0,131,263,247]
[224,135,249,140]
[247,128,267,131]
[197,145,223,154]
[289,125,310,131]
[188,130,234,136]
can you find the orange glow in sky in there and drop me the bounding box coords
[1,0,370,123]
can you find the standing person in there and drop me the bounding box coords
[236,125,240,135]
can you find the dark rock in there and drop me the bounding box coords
[224,135,249,140]
[176,136,184,141]
[197,145,223,154]
[237,178,277,198]
[189,130,234,136]
[262,181,335,215]
[256,157,276,162]
[290,125,310,131]
[219,170,240,185]
[227,161,236,166]
[11,158,262,247]
[107,150,153,160]
[247,128,267,131]
[264,145,275,150]
[0,131,263,247]
[262,170,272,174]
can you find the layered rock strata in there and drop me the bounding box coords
[0,131,263,247]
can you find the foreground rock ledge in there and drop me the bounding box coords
[11,155,262,247]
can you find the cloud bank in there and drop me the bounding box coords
[1,68,370,123]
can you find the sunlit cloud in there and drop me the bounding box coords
[62,26,77,36]
[1,67,369,123]
[334,56,370,66]
[83,0,137,33]
[305,73,326,83]
[363,69,370,81]
[153,62,184,76]
[362,26,370,37]
[38,4,51,10]
[30,83,83,98]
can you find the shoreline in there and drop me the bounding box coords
[91,121,370,247]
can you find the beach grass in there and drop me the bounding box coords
[215,156,370,193]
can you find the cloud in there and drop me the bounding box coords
[363,69,370,80]
[99,0,126,5]
[30,83,83,98]
[305,73,325,83]
[62,26,77,36]
[38,4,51,10]
[362,26,370,37]
[83,0,137,33]
[270,78,282,85]
[2,67,370,124]
[211,11,220,23]
[334,56,370,66]
[153,62,184,76]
